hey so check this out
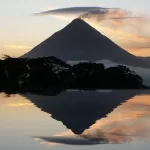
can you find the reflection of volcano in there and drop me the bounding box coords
[23,90,138,134]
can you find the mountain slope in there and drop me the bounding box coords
[21,18,150,68]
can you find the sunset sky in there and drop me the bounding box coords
[0,0,149,57]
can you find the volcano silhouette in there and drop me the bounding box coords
[22,18,150,68]
[22,90,138,134]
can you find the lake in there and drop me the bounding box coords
[0,90,150,150]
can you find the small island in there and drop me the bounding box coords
[0,55,147,93]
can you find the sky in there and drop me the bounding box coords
[0,0,150,57]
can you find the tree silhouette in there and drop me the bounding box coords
[72,62,105,89]
[105,65,144,89]
[0,56,146,90]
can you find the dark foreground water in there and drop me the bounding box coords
[0,90,150,150]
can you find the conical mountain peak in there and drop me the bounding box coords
[21,18,150,69]
[63,18,100,34]
[69,18,88,26]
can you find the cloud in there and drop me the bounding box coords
[3,45,33,50]
[35,7,140,25]
[33,130,102,146]
[0,93,33,107]
[85,18,150,56]
[0,44,33,57]
[35,7,111,16]
[7,102,33,107]
[80,94,150,144]
[33,94,150,147]
[35,7,144,24]
[34,136,101,146]
[35,7,150,56]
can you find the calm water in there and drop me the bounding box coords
[0,90,150,150]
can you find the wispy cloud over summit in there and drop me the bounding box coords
[34,6,150,56]
[35,7,140,22]
[35,7,114,16]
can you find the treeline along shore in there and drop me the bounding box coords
[0,55,147,93]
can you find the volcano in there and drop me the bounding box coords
[21,18,150,68]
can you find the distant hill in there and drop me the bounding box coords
[139,56,150,62]
[21,18,150,68]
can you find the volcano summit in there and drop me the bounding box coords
[22,18,150,68]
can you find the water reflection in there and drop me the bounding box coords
[80,93,150,144]
[34,90,150,146]
[35,136,102,145]
[1,90,150,148]
[22,90,138,134]
[24,90,150,146]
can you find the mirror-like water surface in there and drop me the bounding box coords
[0,90,150,150]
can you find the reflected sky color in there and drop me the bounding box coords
[81,95,150,143]
[34,93,150,146]
[0,0,150,57]
[0,91,150,149]
[0,93,67,139]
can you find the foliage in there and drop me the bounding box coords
[0,56,146,90]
